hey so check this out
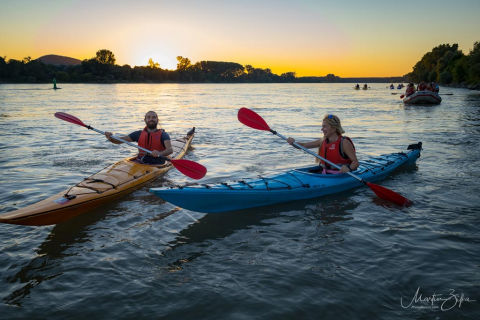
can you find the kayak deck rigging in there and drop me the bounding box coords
[150,145,421,214]
[60,136,186,198]
[172,152,410,192]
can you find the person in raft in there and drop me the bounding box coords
[405,83,416,97]
[417,81,427,91]
[104,111,173,164]
[286,114,359,174]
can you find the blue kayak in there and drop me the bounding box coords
[150,143,422,213]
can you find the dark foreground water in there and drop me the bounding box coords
[0,83,479,319]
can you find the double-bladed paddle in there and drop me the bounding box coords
[237,107,412,206]
[54,112,206,180]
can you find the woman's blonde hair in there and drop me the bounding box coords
[323,114,345,135]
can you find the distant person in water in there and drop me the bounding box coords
[363,84,368,90]
[405,83,415,97]
[104,111,173,164]
[355,83,360,89]
[286,114,359,174]
[53,77,57,89]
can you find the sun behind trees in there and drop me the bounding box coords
[0,49,297,83]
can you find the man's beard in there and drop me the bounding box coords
[147,121,157,129]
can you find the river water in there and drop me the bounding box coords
[0,83,479,319]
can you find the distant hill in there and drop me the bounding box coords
[36,54,81,66]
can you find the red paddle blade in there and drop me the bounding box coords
[54,112,87,127]
[170,159,207,180]
[366,182,412,206]
[237,107,271,131]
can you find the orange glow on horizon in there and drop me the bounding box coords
[1,1,478,78]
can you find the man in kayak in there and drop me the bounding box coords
[286,114,359,174]
[104,111,173,164]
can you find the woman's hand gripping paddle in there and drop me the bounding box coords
[54,112,206,180]
[237,107,412,206]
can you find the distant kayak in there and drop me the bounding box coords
[403,91,441,104]
[0,128,195,226]
[150,143,422,213]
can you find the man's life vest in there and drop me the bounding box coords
[137,128,165,158]
[319,136,354,171]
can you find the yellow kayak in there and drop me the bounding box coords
[0,128,195,226]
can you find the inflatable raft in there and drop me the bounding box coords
[403,91,441,104]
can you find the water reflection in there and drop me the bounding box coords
[155,193,358,272]
[3,207,110,306]
[464,92,480,102]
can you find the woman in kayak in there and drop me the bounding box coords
[104,111,173,164]
[287,114,359,174]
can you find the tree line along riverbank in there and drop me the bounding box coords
[1,42,479,88]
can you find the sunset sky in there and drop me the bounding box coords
[1,0,479,77]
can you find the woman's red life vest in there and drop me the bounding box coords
[319,136,354,170]
[137,128,165,158]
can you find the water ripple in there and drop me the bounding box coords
[0,83,479,319]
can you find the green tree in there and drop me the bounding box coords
[95,49,116,65]
[0,56,7,79]
[176,56,191,71]
[439,70,452,84]
[281,72,296,82]
[148,58,160,69]
[452,56,468,83]
[408,43,464,84]
[467,41,480,84]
